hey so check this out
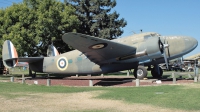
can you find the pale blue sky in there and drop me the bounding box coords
[1,0,200,58]
[114,0,200,58]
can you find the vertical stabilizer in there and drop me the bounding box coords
[47,45,59,57]
[2,40,18,68]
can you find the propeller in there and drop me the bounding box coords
[159,37,170,69]
[181,56,184,64]
[166,41,170,57]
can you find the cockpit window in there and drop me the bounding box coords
[150,33,160,37]
[144,35,151,39]
[144,33,161,40]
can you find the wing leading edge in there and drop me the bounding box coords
[62,33,136,64]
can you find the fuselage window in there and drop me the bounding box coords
[68,59,73,64]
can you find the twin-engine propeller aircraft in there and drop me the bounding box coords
[2,32,198,79]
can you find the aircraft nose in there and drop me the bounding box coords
[164,36,198,58]
[182,36,198,53]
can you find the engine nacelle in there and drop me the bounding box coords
[144,36,163,59]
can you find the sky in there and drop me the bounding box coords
[0,0,200,58]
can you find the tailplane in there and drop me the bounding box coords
[2,40,18,68]
[47,44,59,57]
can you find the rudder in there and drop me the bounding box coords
[2,40,18,68]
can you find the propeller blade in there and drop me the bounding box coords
[181,56,184,64]
[159,37,164,53]
[167,41,170,57]
[163,48,169,69]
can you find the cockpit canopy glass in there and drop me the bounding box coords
[144,33,161,39]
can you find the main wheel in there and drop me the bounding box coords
[151,66,163,78]
[134,66,147,79]
[188,68,194,72]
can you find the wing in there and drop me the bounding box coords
[62,33,136,64]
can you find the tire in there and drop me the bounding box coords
[134,66,147,79]
[188,68,193,72]
[0,70,3,74]
[151,66,163,78]
[32,73,36,78]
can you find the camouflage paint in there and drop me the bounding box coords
[2,32,198,75]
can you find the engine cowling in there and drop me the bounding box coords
[144,36,163,59]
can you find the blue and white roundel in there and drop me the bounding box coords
[58,59,66,68]
[57,57,68,71]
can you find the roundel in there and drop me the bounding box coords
[89,43,107,50]
[57,57,68,71]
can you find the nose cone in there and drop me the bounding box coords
[164,36,198,58]
[182,36,198,54]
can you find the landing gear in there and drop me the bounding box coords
[151,65,163,78]
[31,72,36,78]
[134,66,147,79]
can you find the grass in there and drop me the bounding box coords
[0,82,200,111]
[97,85,200,111]
[0,82,104,99]
[9,67,29,75]
[0,69,199,111]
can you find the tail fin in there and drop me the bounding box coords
[2,40,18,68]
[47,44,59,57]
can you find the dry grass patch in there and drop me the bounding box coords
[0,91,193,112]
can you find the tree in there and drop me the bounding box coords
[65,0,127,39]
[0,0,80,58]
[0,3,37,57]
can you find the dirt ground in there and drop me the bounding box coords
[0,91,193,112]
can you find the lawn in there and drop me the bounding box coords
[0,82,200,111]
[97,85,200,111]
[0,69,199,111]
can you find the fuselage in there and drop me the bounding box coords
[41,32,198,74]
